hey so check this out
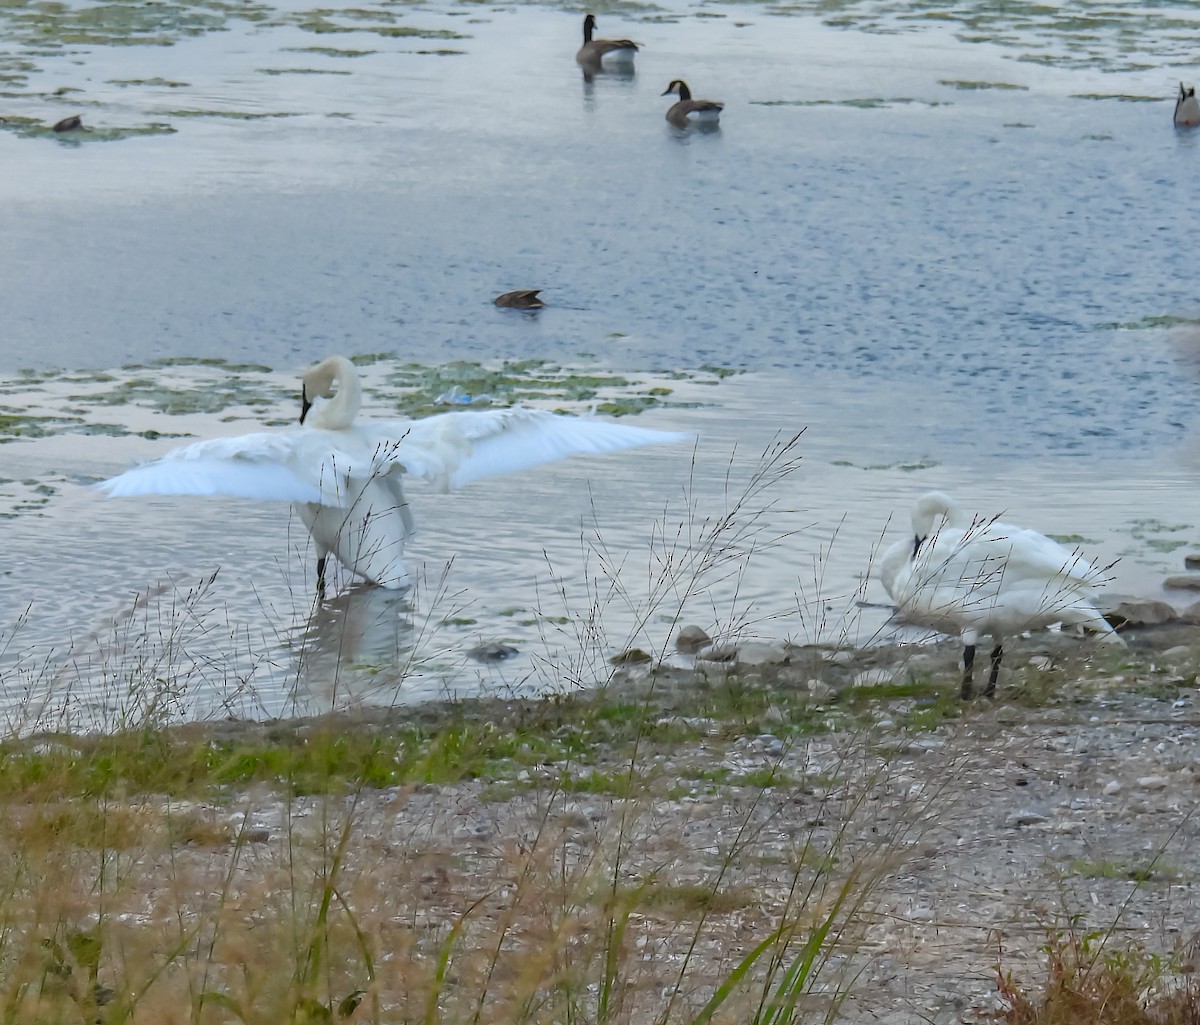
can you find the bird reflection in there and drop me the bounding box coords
[291,583,416,711]
[579,61,636,85]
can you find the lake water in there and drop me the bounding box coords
[2,0,1200,728]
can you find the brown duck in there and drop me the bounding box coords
[576,14,638,68]
[661,80,723,127]
[494,289,545,310]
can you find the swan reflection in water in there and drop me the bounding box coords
[286,579,528,712]
[288,584,420,713]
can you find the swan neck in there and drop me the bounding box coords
[302,356,361,430]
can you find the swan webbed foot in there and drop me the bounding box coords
[960,642,976,700]
[984,644,1003,698]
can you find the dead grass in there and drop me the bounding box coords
[996,929,1200,1025]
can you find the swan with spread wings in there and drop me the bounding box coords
[98,356,690,592]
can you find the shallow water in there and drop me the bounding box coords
[2,0,1200,725]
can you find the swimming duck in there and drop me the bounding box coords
[576,14,638,68]
[494,289,544,309]
[661,80,723,127]
[1175,82,1200,127]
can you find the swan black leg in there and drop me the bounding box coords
[316,555,327,600]
[961,643,976,700]
[985,644,1003,698]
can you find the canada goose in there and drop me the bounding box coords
[661,80,723,127]
[1176,82,1200,127]
[51,115,82,133]
[98,356,690,593]
[878,491,1121,699]
[576,14,638,68]
[494,289,544,309]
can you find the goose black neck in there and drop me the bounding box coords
[583,15,595,43]
[675,80,692,101]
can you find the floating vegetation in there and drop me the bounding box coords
[1071,92,1160,102]
[1128,518,1194,556]
[414,48,465,55]
[290,11,466,39]
[939,79,1029,91]
[281,45,377,57]
[0,116,176,141]
[162,108,298,120]
[367,24,466,38]
[750,97,949,108]
[108,77,190,88]
[258,66,353,75]
[1102,314,1200,332]
[830,458,940,472]
[0,357,720,451]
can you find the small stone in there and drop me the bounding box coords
[1009,811,1048,827]
[853,668,899,688]
[675,625,712,655]
[806,679,836,700]
[466,642,519,663]
[1028,655,1054,671]
[1162,645,1193,660]
[1103,780,1122,795]
[736,642,789,667]
[822,649,856,665]
[1099,597,1179,628]
[1137,775,1169,791]
[1186,554,1200,571]
[696,644,737,663]
[610,648,653,665]
[1164,576,1200,591]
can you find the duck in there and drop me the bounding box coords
[661,80,723,127]
[878,491,1122,699]
[97,356,690,593]
[1176,82,1200,127]
[576,14,638,68]
[51,115,83,133]
[494,289,544,309]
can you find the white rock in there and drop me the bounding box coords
[853,668,899,688]
[1137,775,1169,791]
[822,650,856,665]
[807,679,837,700]
[736,642,789,667]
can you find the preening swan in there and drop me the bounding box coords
[661,80,724,127]
[98,356,690,592]
[1176,83,1200,127]
[878,491,1121,699]
[576,14,638,69]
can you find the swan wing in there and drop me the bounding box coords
[362,408,691,490]
[967,521,1105,589]
[96,431,362,506]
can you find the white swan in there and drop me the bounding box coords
[1176,82,1200,127]
[878,491,1122,699]
[98,356,690,592]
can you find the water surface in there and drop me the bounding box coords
[2,0,1200,725]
